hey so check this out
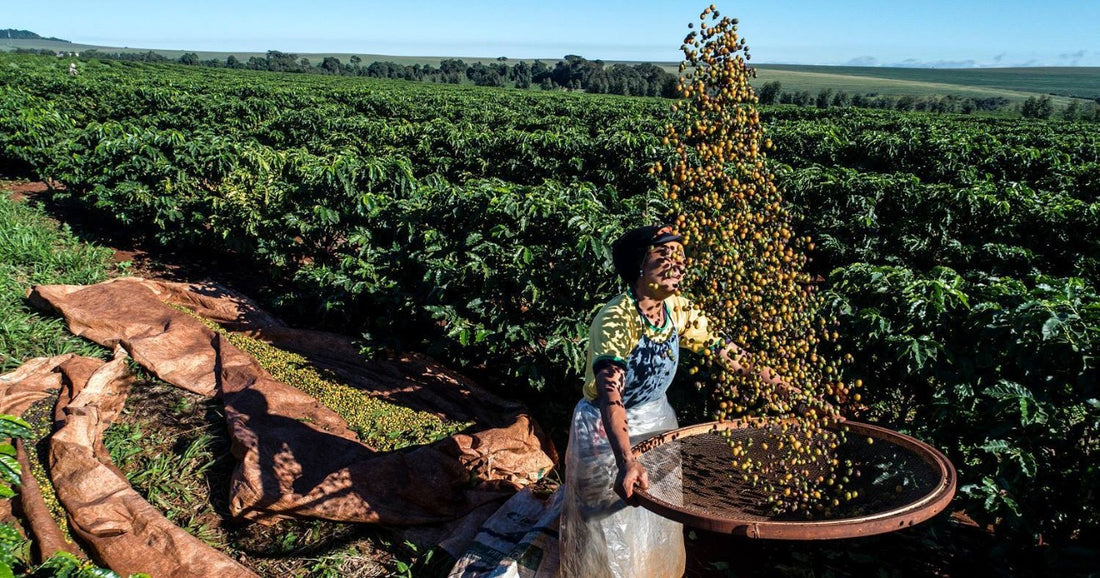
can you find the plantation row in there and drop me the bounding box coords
[1,53,1097,550]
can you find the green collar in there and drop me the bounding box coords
[627,289,670,332]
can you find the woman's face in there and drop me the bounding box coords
[637,241,685,300]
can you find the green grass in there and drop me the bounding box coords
[103,378,396,576]
[0,182,120,542]
[0,183,123,570]
[753,64,1100,100]
[106,422,218,521]
[0,185,116,371]
[748,66,1086,108]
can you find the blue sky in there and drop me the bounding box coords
[6,0,1099,67]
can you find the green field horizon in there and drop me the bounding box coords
[5,37,1097,107]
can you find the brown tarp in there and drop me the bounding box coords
[29,278,556,526]
[48,349,258,577]
[1,352,256,576]
[0,354,71,418]
[16,439,79,562]
[0,355,80,562]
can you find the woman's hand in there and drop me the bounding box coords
[615,459,649,503]
[771,373,802,399]
[595,363,649,503]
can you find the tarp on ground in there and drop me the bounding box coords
[0,355,80,562]
[1,351,257,577]
[28,278,556,528]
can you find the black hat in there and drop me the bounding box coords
[611,225,683,286]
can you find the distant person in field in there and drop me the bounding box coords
[69,62,78,77]
[558,224,791,577]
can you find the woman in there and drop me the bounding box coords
[558,224,788,577]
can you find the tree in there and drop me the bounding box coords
[530,60,550,85]
[225,54,242,68]
[493,56,509,78]
[607,64,642,96]
[659,74,678,98]
[633,62,670,97]
[1021,95,1054,119]
[439,58,466,75]
[320,56,342,74]
[178,52,199,66]
[466,62,504,87]
[264,50,301,72]
[757,81,781,104]
[1062,99,1081,121]
[511,61,532,89]
[789,90,812,106]
[551,56,582,89]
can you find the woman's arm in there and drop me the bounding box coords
[717,342,844,418]
[717,342,796,393]
[595,363,648,502]
[677,297,796,395]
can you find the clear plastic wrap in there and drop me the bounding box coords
[559,396,684,577]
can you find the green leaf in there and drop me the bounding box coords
[0,455,20,487]
[39,551,83,576]
[0,416,32,440]
[81,568,122,578]
[0,524,21,543]
[1040,315,1063,340]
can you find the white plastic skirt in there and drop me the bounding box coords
[559,396,684,578]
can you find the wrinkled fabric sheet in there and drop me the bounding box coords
[0,355,80,562]
[29,278,556,528]
[2,351,256,577]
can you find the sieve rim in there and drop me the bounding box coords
[630,419,957,539]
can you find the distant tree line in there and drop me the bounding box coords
[253,51,681,97]
[18,45,1099,119]
[756,80,1100,120]
[40,48,678,98]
